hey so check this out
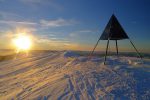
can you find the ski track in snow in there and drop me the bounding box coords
[0,51,150,100]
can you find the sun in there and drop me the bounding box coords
[13,34,32,52]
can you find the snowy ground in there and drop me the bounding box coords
[0,51,149,100]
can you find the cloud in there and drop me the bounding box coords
[0,18,78,34]
[0,11,24,20]
[20,0,44,3]
[0,11,77,28]
[34,36,75,50]
[33,33,74,49]
[36,35,70,44]
[69,29,98,37]
[80,29,98,33]
[0,20,38,32]
[20,0,53,4]
[19,0,62,11]
[40,18,76,27]
[0,20,37,26]
[0,11,38,30]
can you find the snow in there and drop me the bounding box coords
[63,51,79,58]
[0,51,149,100]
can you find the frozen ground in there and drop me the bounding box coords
[0,51,149,100]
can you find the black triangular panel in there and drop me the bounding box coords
[100,14,129,40]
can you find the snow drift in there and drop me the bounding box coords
[63,51,79,58]
[0,51,149,100]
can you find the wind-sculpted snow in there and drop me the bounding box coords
[63,51,79,58]
[0,51,149,100]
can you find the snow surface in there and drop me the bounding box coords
[0,51,150,100]
[63,51,79,58]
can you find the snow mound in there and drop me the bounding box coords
[63,51,79,58]
[76,57,88,62]
[127,59,143,65]
[91,57,102,62]
[0,52,149,100]
[75,57,102,62]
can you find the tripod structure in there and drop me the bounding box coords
[90,14,142,65]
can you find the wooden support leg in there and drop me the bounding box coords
[115,40,118,56]
[89,39,100,59]
[129,39,142,60]
[104,39,110,65]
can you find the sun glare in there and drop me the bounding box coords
[13,34,32,52]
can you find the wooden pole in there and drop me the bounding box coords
[89,39,100,58]
[104,39,110,65]
[129,39,142,60]
[115,40,118,56]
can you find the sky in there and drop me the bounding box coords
[0,0,150,53]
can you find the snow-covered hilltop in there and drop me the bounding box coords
[0,51,149,100]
